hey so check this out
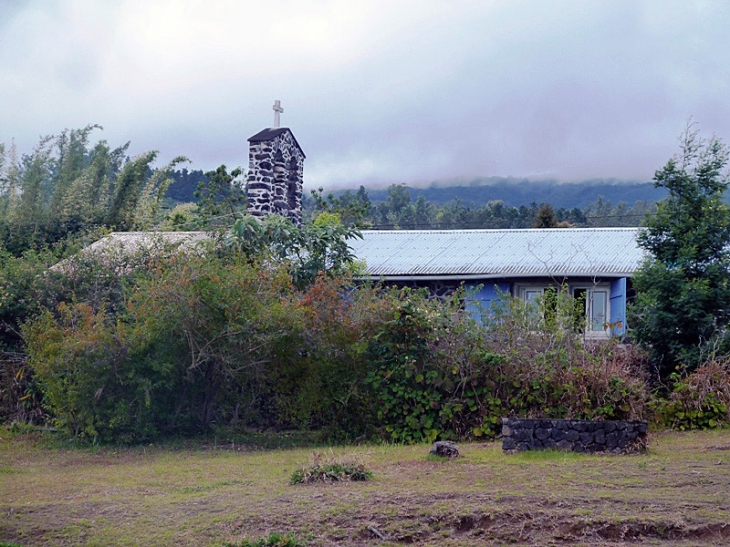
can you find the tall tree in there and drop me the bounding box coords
[631,126,730,379]
[532,203,558,228]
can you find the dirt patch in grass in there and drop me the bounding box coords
[2,430,730,545]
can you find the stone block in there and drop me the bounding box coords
[430,441,459,458]
[535,428,551,440]
[565,430,580,442]
[579,432,593,444]
[502,437,516,451]
[606,432,618,448]
[556,440,572,451]
[513,429,533,442]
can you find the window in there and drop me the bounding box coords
[572,286,609,334]
[516,283,611,336]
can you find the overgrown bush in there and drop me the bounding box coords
[290,451,372,484]
[0,350,46,426]
[485,292,650,422]
[652,361,730,430]
[21,247,386,441]
[365,287,651,443]
[267,275,389,439]
[24,302,188,442]
[223,533,307,547]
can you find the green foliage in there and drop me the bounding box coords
[0,246,61,346]
[224,533,307,547]
[365,288,650,443]
[631,126,730,379]
[365,288,500,443]
[194,165,247,228]
[267,275,387,439]
[290,452,372,484]
[532,203,558,228]
[652,362,730,430]
[127,252,302,430]
[0,126,187,254]
[24,303,186,442]
[304,184,656,230]
[0,350,44,426]
[308,185,372,226]
[224,213,363,289]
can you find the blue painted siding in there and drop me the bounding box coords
[465,282,511,323]
[609,278,627,336]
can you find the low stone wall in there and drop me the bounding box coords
[501,418,648,454]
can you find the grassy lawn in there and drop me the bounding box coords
[1,429,730,546]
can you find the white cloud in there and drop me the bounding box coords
[1,0,729,187]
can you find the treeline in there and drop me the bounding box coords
[362,178,666,209]
[0,125,188,255]
[304,183,657,229]
[164,170,659,230]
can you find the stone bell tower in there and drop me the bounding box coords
[246,100,306,225]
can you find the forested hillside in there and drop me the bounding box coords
[167,171,664,229]
[305,183,658,229]
[360,177,666,209]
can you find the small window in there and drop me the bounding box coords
[572,286,609,333]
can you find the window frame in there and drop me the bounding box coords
[514,282,612,338]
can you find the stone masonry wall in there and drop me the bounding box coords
[247,130,304,225]
[501,418,648,454]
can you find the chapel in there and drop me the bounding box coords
[246,100,306,225]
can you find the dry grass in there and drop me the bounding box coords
[2,429,730,546]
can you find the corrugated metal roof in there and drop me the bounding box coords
[85,231,210,254]
[350,228,644,279]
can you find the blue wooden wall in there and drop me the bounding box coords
[609,277,627,335]
[464,281,511,323]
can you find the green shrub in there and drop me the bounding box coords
[224,532,307,547]
[290,451,372,484]
[652,361,730,430]
[364,287,651,444]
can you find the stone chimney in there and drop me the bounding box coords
[246,101,305,225]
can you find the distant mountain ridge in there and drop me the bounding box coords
[356,178,667,209]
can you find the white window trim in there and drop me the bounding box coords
[514,283,612,339]
[570,284,611,339]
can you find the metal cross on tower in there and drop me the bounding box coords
[273,100,283,128]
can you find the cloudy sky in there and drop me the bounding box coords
[1,0,729,189]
